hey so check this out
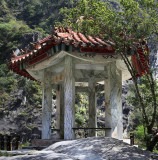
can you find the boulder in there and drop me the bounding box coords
[1,137,157,160]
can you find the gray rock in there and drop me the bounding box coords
[0,151,74,160]
[1,137,157,160]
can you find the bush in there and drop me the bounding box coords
[134,125,146,149]
[134,125,145,140]
[75,113,85,127]
[20,142,30,149]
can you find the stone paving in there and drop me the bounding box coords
[0,137,158,160]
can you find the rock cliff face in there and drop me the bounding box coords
[122,80,133,130]
[0,80,42,142]
[149,42,158,78]
[0,32,43,142]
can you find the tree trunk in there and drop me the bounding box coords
[146,135,158,152]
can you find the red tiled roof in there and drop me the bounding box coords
[8,27,149,80]
[8,27,116,80]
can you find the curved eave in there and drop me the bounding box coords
[8,62,36,81]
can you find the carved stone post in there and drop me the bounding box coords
[88,75,97,137]
[64,56,75,140]
[104,62,123,139]
[42,69,52,139]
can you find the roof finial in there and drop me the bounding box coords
[20,49,25,54]
[11,50,17,58]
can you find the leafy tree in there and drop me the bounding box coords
[58,0,158,151]
[127,75,158,151]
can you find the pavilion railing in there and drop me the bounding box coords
[72,128,111,139]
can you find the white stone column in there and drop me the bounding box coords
[88,76,97,137]
[56,85,61,139]
[116,69,123,139]
[60,84,64,139]
[42,69,52,139]
[64,56,75,140]
[104,62,123,139]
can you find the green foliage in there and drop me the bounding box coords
[75,112,85,127]
[130,122,148,149]
[0,20,31,61]
[59,0,158,53]
[127,75,158,125]
[18,112,28,117]
[127,75,158,151]
[75,93,88,127]
[20,141,30,149]
[0,0,78,113]
[0,0,78,34]
[134,125,145,141]
[0,64,17,107]
[134,125,158,152]
[0,150,11,157]
[25,80,42,107]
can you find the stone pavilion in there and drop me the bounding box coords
[8,27,148,140]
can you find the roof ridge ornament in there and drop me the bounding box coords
[11,50,17,58]
[20,49,25,54]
